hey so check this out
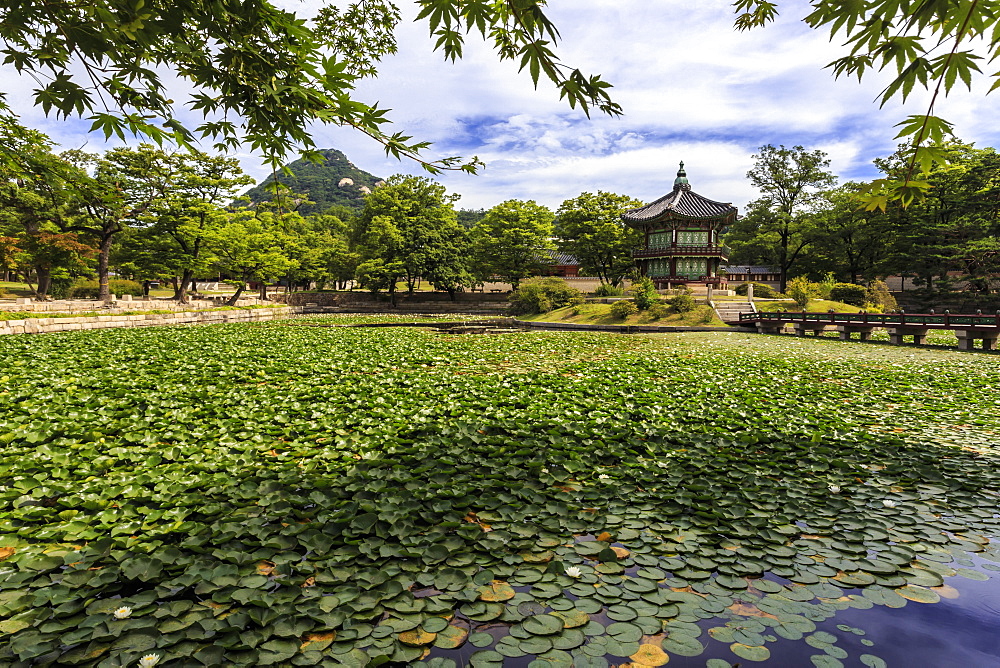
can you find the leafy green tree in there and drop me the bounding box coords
[727,145,836,292]
[470,200,555,289]
[876,142,1000,293]
[60,145,178,301]
[734,1,1000,207]
[132,151,254,302]
[308,212,361,289]
[555,191,642,287]
[354,175,467,300]
[0,1,618,172]
[0,121,94,298]
[805,184,895,284]
[205,210,297,305]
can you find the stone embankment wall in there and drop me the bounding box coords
[0,297,269,313]
[0,307,299,336]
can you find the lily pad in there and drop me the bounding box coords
[731,643,770,662]
[523,614,564,636]
[629,643,670,666]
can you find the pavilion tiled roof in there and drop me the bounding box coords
[623,187,736,222]
[623,163,737,223]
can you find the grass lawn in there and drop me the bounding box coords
[754,298,862,313]
[518,302,726,326]
[1,324,998,666]
[0,281,33,298]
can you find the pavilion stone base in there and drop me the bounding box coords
[956,329,999,351]
[837,325,876,341]
[886,327,929,345]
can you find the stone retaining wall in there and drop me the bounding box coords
[0,307,300,336]
[0,297,270,313]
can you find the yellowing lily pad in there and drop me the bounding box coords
[433,625,468,649]
[521,550,555,564]
[300,631,336,650]
[399,629,437,646]
[551,609,589,628]
[931,584,960,599]
[897,585,941,604]
[478,581,515,602]
[0,619,29,634]
[630,643,670,666]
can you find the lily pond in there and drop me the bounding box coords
[1,320,999,667]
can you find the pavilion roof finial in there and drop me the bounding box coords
[673,160,690,190]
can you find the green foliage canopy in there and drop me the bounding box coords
[0,0,619,173]
[555,191,642,288]
[734,0,1000,206]
[355,175,468,296]
[471,199,555,289]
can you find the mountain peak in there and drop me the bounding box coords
[241,149,383,214]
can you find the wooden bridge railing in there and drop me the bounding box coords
[738,311,1000,328]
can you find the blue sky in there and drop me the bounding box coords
[4,0,999,212]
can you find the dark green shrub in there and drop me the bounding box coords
[628,276,661,310]
[735,282,780,298]
[610,300,638,320]
[593,283,624,297]
[508,277,583,314]
[48,269,75,299]
[829,282,868,306]
[668,289,695,313]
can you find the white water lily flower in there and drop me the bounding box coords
[828,485,841,493]
[882,499,897,508]
[598,474,610,480]
[565,566,582,578]
[541,468,549,473]
[112,606,132,619]
[138,655,160,667]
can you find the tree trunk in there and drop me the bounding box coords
[259,282,268,300]
[225,284,246,306]
[176,268,194,304]
[31,266,51,301]
[98,233,114,302]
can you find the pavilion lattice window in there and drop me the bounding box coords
[647,258,670,277]
[678,230,708,246]
[648,232,670,249]
[676,257,705,279]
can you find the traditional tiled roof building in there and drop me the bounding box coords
[623,163,737,288]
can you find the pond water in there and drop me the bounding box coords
[423,559,1000,668]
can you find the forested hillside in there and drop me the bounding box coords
[240,149,383,214]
